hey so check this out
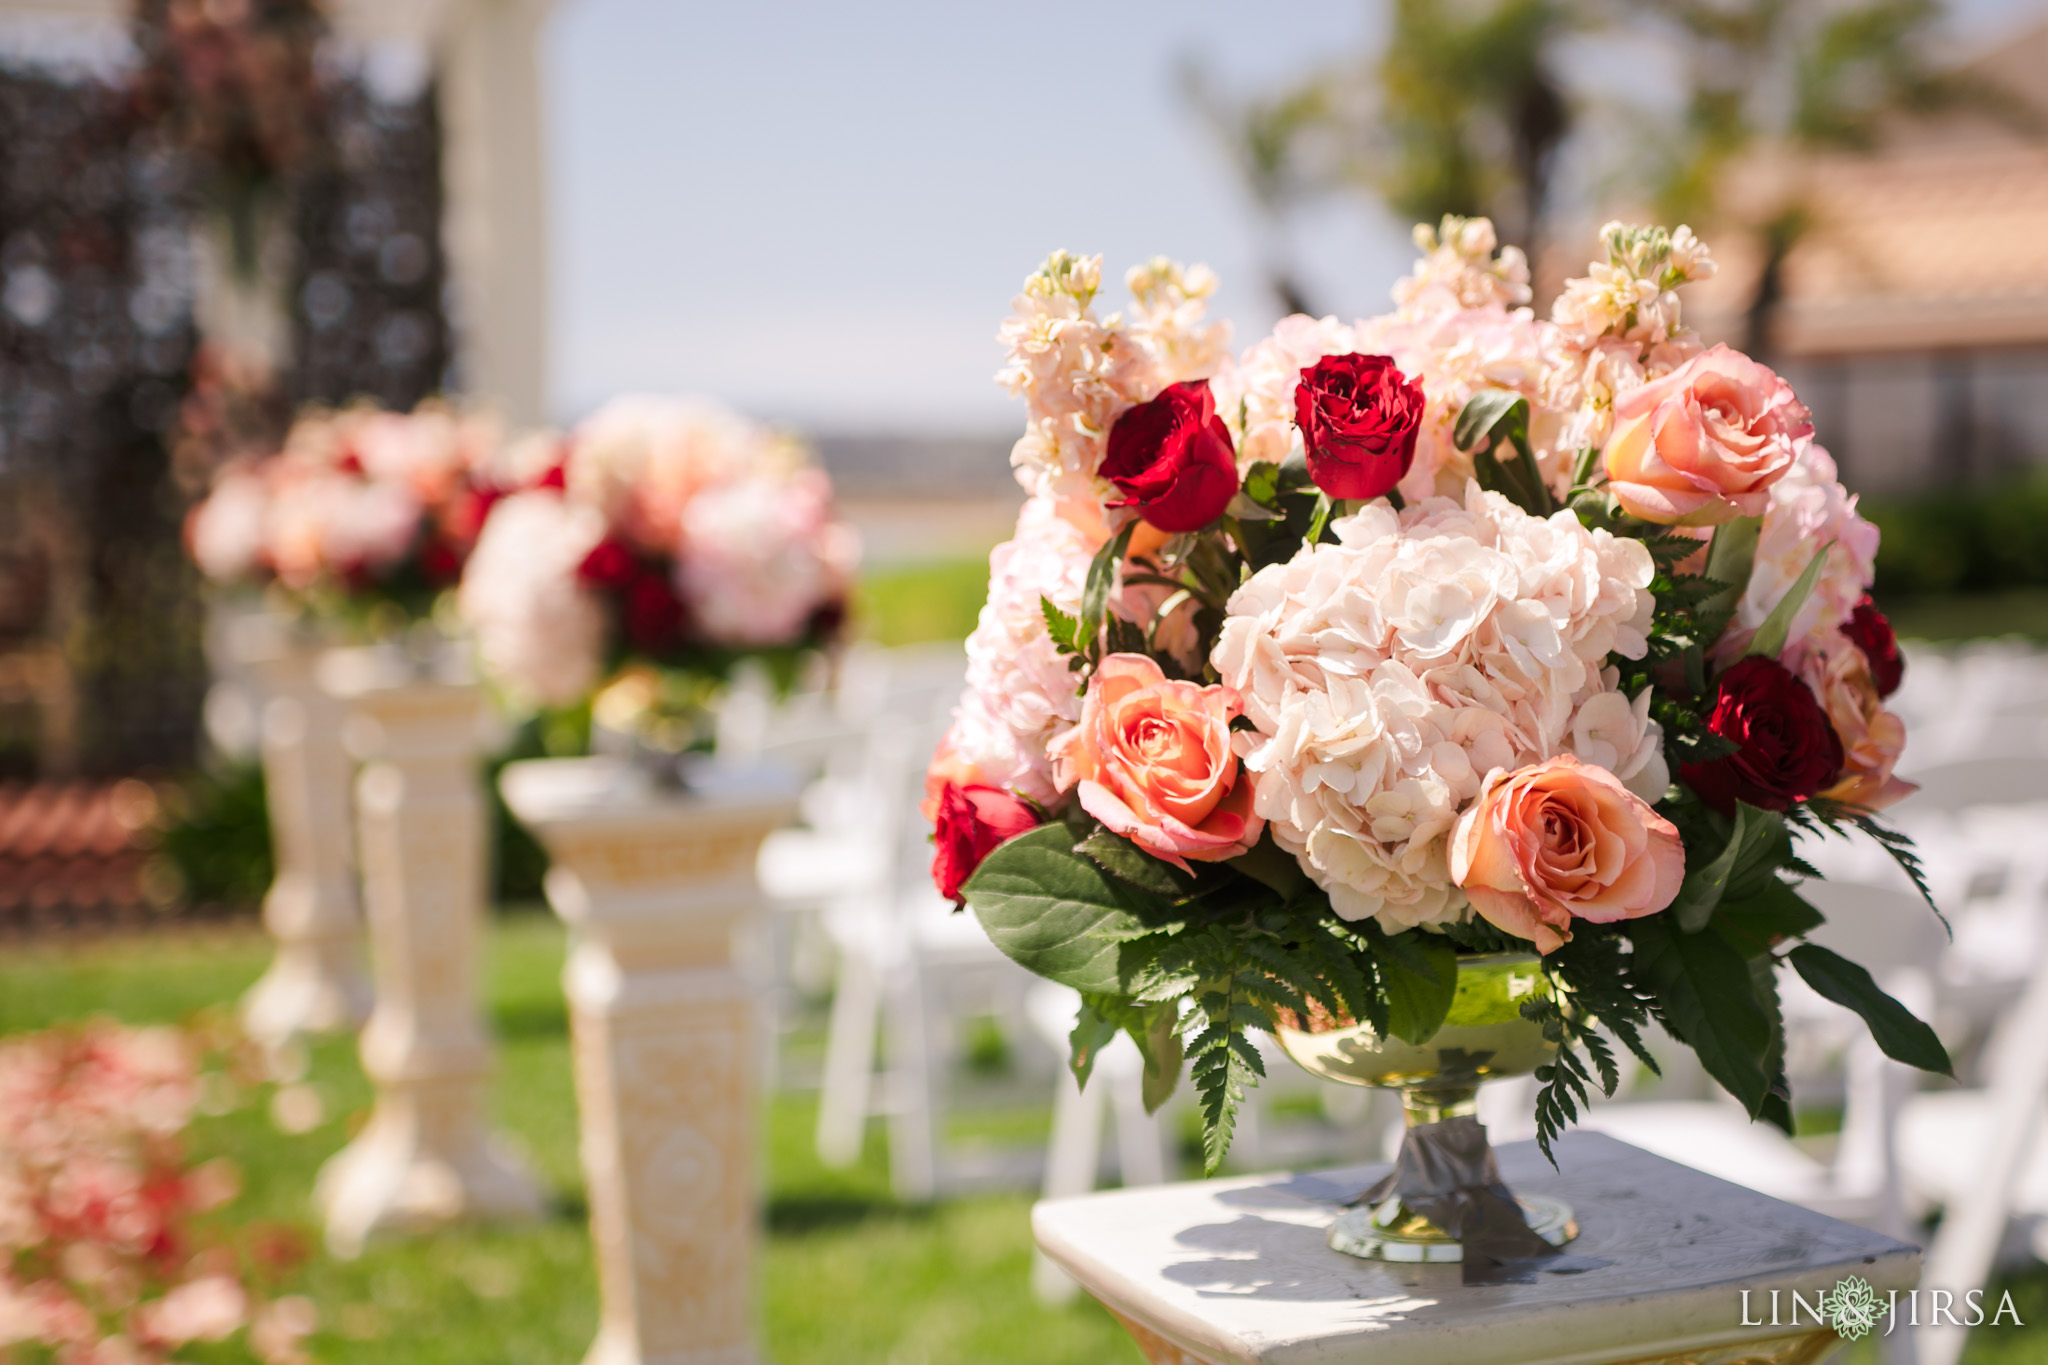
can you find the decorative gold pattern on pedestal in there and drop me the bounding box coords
[1101,1304,1839,1365]
[1602,1331,1841,1365]
[1107,1308,1220,1365]
[314,665,543,1256]
[501,757,796,1365]
[236,626,369,1050]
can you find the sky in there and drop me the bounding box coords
[542,0,2047,434]
[545,0,1406,432]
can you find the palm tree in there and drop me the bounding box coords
[1185,0,1578,312]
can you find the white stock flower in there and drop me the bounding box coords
[1211,485,1658,931]
[937,496,1101,806]
[997,251,1228,524]
[457,491,608,709]
[1392,215,1533,314]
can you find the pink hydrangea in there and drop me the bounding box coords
[675,469,859,648]
[1723,444,1879,673]
[1211,485,1661,930]
[565,394,787,553]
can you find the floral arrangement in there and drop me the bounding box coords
[932,218,1945,1169]
[456,395,859,734]
[0,1021,315,1364]
[185,398,511,630]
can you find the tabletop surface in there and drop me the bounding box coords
[1033,1131,1921,1365]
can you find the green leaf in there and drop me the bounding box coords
[1242,460,1281,505]
[963,825,1146,994]
[1078,829,1194,902]
[1079,521,1137,657]
[1135,1001,1186,1114]
[1224,491,1282,522]
[1224,830,1304,900]
[1669,802,1785,932]
[1750,953,1794,1136]
[1453,389,1527,452]
[1304,491,1333,546]
[1788,944,1954,1077]
[1627,915,1773,1116]
[1376,931,1457,1045]
[1698,515,1762,642]
[1067,996,1119,1089]
[1713,878,1825,959]
[1039,596,1082,655]
[1746,542,1834,661]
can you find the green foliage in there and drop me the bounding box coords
[1454,390,1553,516]
[963,825,1149,995]
[1626,913,1776,1120]
[1789,944,1953,1076]
[154,763,273,910]
[1864,471,2048,598]
[1667,801,1787,933]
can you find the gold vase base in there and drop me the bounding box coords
[1326,1194,1578,1264]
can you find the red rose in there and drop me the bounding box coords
[418,539,461,585]
[1679,656,1845,815]
[1841,596,1903,698]
[1293,353,1426,500]
[576,538,638,591]
[1101,380,1238,533]
[931,783,1041,905]
[621,570,685,652]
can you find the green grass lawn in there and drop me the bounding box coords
[0,917,1137,1365]
[5,918,2045,1364]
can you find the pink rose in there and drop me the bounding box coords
[1050,653,1261,870]
[1449,755,1685,955]
[1601,344,1811,525]
[1805,646,1916,813]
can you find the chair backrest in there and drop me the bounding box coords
[1894,756,2048,813]
[1801,878,1952,984]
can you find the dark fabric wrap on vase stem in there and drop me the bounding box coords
[1355,1115,1559,1284]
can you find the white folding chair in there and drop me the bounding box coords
[1583,877,1950,1233]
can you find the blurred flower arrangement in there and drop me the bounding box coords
[0,1019,315,1364]
[184,399,513,635]
[934,217,1944,1169]
[456,395,858,749]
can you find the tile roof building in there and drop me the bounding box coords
[1685,20,2048,493]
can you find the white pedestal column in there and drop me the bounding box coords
[499,757,798,1365]
[313,648,544,1257]
[230,613,371,1052]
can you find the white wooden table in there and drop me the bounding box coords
[1034,1131,1919,1365]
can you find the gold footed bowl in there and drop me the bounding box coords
[1273,952,1578,1268]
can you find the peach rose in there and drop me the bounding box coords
[1050,653,1261,870]
[1449,754,1684,954]
[1806,646,1916,812]
[1601,344,1811,526]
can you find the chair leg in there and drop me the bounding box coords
[1109,1069,1168,1188]
[815,945,880,1169]
[1034,1066,1109,1305]
[884,955,940,1202]
[1915,957,2048,1365]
